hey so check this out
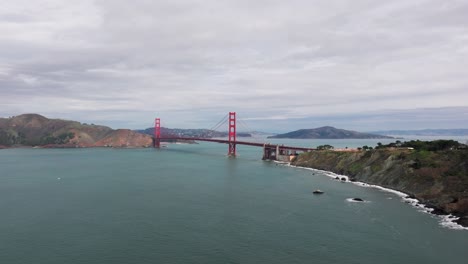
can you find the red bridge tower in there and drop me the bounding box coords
[228,112,236,156]
[154,118,161,148]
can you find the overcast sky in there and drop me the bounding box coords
[1,0,467,132]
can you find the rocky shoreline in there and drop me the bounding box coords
[291,149,468,228]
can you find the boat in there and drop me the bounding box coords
[313,189,324,194]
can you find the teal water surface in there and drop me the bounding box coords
[1,142,467,264]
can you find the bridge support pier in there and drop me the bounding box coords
[262,145,303,162]
[262,144,278,160]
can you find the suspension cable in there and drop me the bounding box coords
[237,114,265,143]
[199,113,229,138]
[208,113,228,131]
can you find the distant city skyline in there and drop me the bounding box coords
[1,1,467,131]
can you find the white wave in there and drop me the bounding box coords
[440,215,468,230]
[346,198,370,203]
[287,164,349,182]
[286,163,468,231]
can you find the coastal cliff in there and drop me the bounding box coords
[292,149,468,227]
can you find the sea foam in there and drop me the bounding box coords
[345,198,370,203]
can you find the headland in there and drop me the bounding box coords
[291,140,468,227]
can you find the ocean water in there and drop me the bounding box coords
[1,140,467,264]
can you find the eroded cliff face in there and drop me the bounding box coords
[292,149,468,226]
[93,129,153,148]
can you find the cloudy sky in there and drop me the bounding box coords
[1,0,467,132]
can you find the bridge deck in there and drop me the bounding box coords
[159,137,316,152]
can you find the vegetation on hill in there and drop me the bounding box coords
[268,126,393,139]
[317,144,334,150]
[39,132,75,145]
[375,139,465,151]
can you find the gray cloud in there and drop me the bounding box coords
[0,0,467,130]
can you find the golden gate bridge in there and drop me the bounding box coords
[153,112,316,161]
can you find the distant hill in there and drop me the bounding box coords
[370,129,468,136]
[267,126,393,139]
[137,127,252,138]
[0,114,152,148]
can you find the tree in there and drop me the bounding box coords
[317,144,334,150]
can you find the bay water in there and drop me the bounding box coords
[1,139,467,263]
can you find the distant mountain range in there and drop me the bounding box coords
[268,126,393,139]
[369,129,468,136]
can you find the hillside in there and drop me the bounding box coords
[292,147,468,227]
[0,114,152,148]
[268,126,393,139]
